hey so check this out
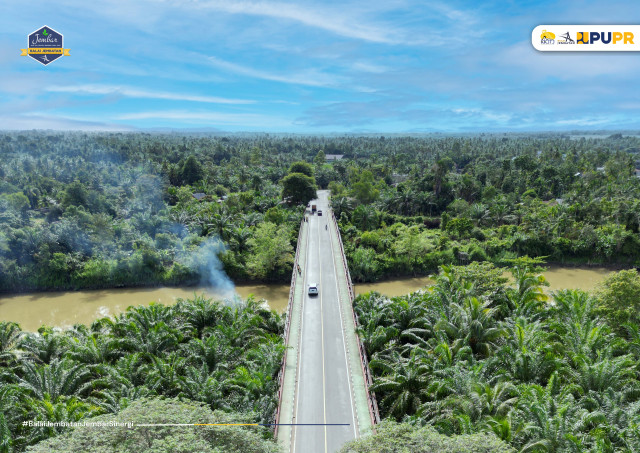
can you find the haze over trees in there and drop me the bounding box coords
[1,131,639,292]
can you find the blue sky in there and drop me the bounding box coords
[1,0,640,132]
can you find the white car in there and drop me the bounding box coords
[308,283,319,296]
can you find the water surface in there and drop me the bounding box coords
[0,267,615,331]
[0,284,290,332]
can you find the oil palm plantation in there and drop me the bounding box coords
[354,264,640,452]
[0,296,285,452]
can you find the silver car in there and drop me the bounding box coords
[308,283,319,296]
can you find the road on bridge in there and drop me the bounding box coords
[290,190,359,453]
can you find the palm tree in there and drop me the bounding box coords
[550,290,611,364]
[330,196,354,219]
[175,295,224,336]
[124,322,182,358]
[66,333,131,366]
[507,267,549,319]
[351,205,379,231]
[358,322,399,357]
[370,350,430,419]
[437,297,504,358]
[576,387,640,449]
[496,318,557,384]
[145,354,186,397]
[515,374,581,453]
[0,321,23,367]
[242,212,263,227]
[567,352,637,395]
[20,328,68,365]
[26,395,100,446]
[207,212,235,240]
[469,203,489,226]
[177,364,229,410]
[180,334,229,372]
[230,226,252,254]
[0,410,12,453]
[17,359,92,401]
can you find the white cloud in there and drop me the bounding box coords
[450,107,512,123]
[351,61,389,73]
[190,0,402,44]
[45,84,255,104]
[116,109,292,127]
[496,41,640,80]
[554,117,615,126]
[0,114,133,131]
[206,56,343,87]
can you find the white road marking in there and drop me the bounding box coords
[318,214,328,453]
[291,215,310,453]
[327,201,358,438]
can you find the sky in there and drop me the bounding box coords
[1,0,640,133]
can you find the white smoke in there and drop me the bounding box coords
[190,237,237,300]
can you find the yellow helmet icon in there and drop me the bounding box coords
[541,30,555,40]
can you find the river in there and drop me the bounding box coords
[0,267,614,331]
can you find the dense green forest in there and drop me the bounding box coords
[0,132,317,292]
[2,131,640,451]
[1,131,639,292]
[330,134,640,282]
[0,296,283,451]
[353,262,640,452]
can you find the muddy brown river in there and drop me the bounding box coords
[0,267,614,331]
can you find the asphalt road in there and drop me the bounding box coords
[291,190,358,453]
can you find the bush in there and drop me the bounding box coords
[360,231,382,250]
[340,420,514,453]
[594,269,640,331]
[468,243,488,262]
[422,249,455,271]
[27,398,279,453]
[471,227,486,241]
[349,247,381,282]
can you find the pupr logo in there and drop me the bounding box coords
[533,25,640,51]
[557,32,575,44]
[20,26,70,66]
[577,31,634,44]
[540,30,555,44]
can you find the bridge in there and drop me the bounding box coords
[274,190,379,453]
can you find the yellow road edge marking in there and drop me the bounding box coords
[194,424,259,426]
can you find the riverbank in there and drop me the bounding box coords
[0,283,290,332]
[353,265,615,297]
[0,266,617,332]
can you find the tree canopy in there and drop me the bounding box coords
[281,172,317,205]
[288,161,313,177]
[27,397,278,453]
[340,420,513,453]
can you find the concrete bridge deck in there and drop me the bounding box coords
[275,190,376,453]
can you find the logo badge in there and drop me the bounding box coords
[20,26,70,65]
[557,32,575,45]
[533,25,640,51]
[540,30,555,44]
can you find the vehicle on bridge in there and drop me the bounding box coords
[317,209,322,216]
[308,283,318,296]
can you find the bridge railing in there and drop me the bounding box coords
[330,210,381,428]
[273,215,305,438]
